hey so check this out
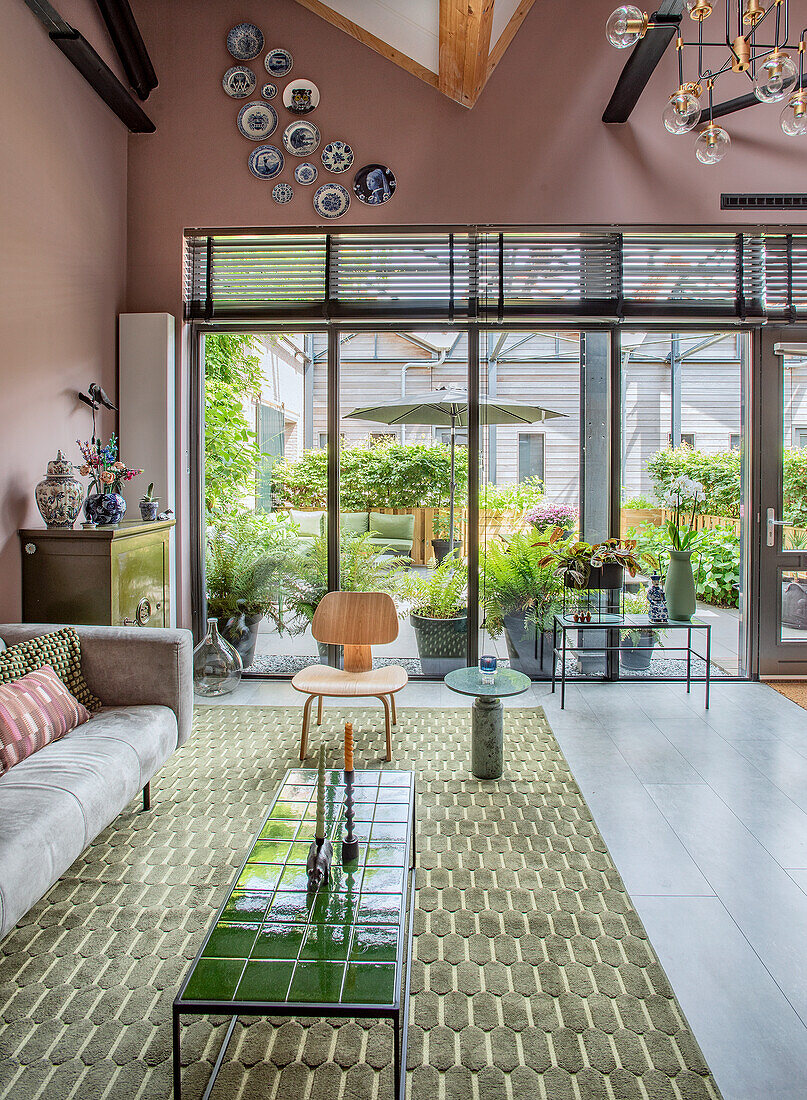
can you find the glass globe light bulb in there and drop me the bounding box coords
[662,89,702,133]
[694,123,731,164]
[606,5,645,48]
[781,93,807,136]
[753,51,798,103]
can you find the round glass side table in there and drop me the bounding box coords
[444,666,531,779]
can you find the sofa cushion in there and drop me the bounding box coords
[289,509,324,537]
[369,511,415,542]
[0,665,90,774]
[0,627,102,712]
[340,511,369,535]
[368,538,412,555]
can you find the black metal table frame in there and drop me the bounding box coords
[172,770,417,1100]
[552,615,712,709]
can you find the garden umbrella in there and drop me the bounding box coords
[345,388,565,548]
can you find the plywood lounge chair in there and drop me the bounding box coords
[291,591,408,761]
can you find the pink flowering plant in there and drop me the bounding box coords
[525,502,578,531]
[77,435,142,495]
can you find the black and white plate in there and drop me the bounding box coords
[321,141,354,173]
[237,101,277,141]
[227,23,264,61]
[272,183,294,204]
[282,79,320,114]
[295,162,318,185]
[283,120,320,157]
[313,182,350,219]
[353,163,396,205]
[248,145,284,180]
[264,48,293,76]
[222,66,256,99]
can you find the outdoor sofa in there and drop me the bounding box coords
[289,508,415,557]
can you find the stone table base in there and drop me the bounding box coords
[471,695,503,779]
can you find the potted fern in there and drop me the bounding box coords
[481,528,562,678]
[404,556,468,676]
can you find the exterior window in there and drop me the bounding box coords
[681,433,695,448]
[256,403,285,511]
[794,428,807,449]
[437,428,468,447]
[518,433,545,483]
[729,433,741,451]
[319,432,345,448]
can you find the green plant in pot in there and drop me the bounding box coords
[536,531,642,590]
[658,476,706,621]
[205,509,297,668]
[481,528,562,679]
[431,504,459,565]
[619,585,665,671]
[139,482,159,522]
[403,555,468,677]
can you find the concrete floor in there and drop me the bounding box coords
[215,676,807,1100]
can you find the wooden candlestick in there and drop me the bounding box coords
[344,721,354,773]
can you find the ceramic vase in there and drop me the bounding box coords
[35,451,83,529]
[665,550,696,621]
[646,574,669,623]
[193,618,242,696]
[84,492,126,527]
[139,499,159,521]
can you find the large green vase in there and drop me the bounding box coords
[665,550,696,621]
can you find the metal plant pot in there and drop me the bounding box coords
[619,631,656,671]
[411,610,467,677]
[502,612,554,678]
[219,611,263,669]
[431,538,460,565]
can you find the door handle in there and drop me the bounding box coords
[767,508,788,547]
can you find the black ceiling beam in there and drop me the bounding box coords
[94,0,157,101]
[23,0,155,132]
[603,0,684,124]
[711,73,807,119]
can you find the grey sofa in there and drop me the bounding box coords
[0,624,193,941]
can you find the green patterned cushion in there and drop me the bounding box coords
[0,628,102,712]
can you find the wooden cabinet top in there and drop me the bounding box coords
[20,520,176,540]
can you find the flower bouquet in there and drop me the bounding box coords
[77,435,142,526]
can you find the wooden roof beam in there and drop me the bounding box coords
[440,0,495,108]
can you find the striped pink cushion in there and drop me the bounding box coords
[0,665,90,774]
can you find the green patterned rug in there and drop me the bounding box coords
[0,706,720,1100]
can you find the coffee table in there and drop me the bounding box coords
[173,767,416,1099]
[444,666,531,779]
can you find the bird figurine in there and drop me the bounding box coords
[78,382,117,445]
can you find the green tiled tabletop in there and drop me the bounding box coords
[176,768,414,1012]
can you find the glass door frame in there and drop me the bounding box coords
[757,326,807,677]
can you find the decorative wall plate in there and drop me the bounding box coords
[295,162,318,185]
[353,163,397,205]
[282,79,320,114]
[248,145,284,180]
[261,82,277,99]
[321,141,354,173]
[238,101,277,141]
[227,24,264,61]
[264,48,293,76]
[272,183,294,204]
[283,120,320,157]
[222,66,256,99]
[313,182,351,219]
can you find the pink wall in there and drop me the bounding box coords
[0,2,128,621]
[124,0,807,626]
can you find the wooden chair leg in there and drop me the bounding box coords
[376,695,392,761]
[301,695,315,761]
[142,782,151,812]
[317,695,323,725]
[390,693,397,725]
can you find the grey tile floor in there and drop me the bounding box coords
[213,676,807,1100]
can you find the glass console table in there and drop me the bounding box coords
[173,767,416,1099]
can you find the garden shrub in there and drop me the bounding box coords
[646,446,741,518]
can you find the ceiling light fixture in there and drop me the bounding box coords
[606,0,807,164]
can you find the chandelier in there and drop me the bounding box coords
[606,0,807,164]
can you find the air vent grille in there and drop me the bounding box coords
[722,193,807,210]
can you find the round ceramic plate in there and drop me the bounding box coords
[321,141,354,173]
[264,48,293,76]
[295,162,318,185]
[261,82,277,99]
[227,23,264,61]
[248,145,284,180]
[313,182,350,219]
[272,183,294,204]
[282,78,320,114]
[283,120,320,157]
[237,101,277,141]
[353,163,396,205]
[222,66,256,99]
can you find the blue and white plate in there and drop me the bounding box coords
[313,182,350,219]
[222,66,256,99]
[295,162,318,185]
[261,82,277,99]
[238,101,277,141]
[321,141,354,173]
[272,183,294,204]
[283,79,320,114]
[353,163,396,205]
[283,120,320,157]
[264,48,293,76]
[248,145,284,180]
[227,23,264,61]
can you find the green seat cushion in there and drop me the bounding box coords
[368,539,411,555]
[369,512,415,542]
[340,512,369,536]
[289,510,325,538]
